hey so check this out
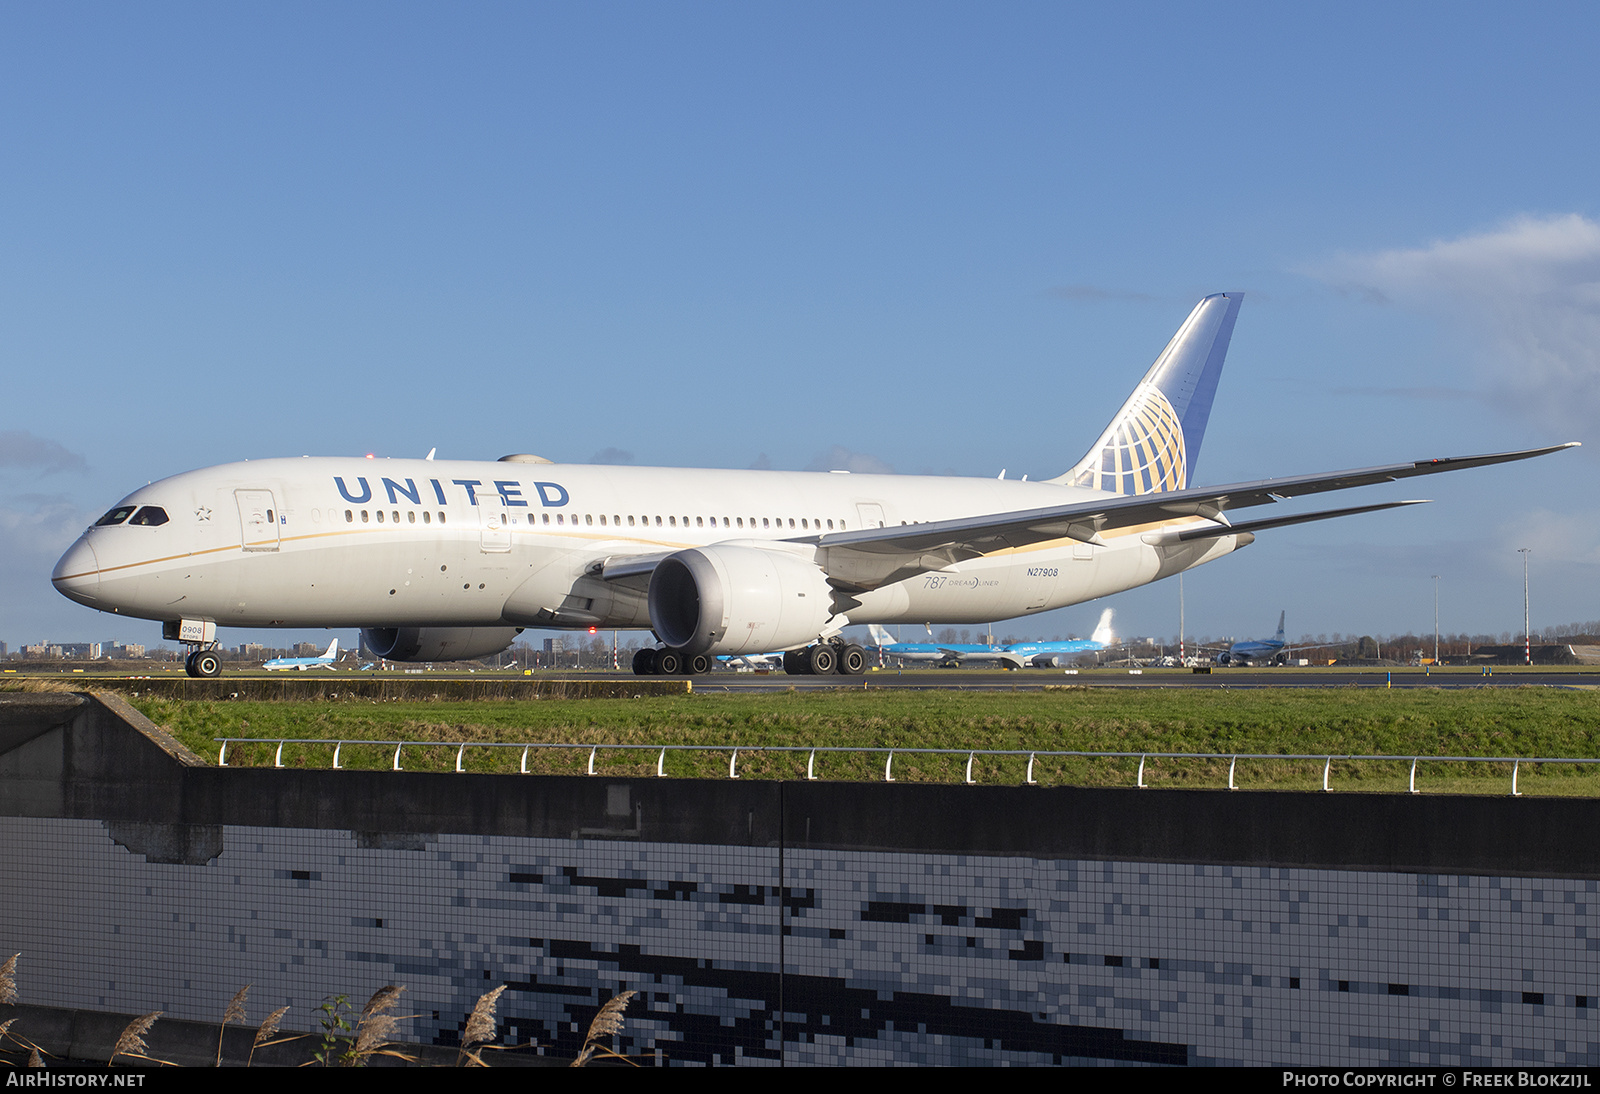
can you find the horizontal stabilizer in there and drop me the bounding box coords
[807,442,1574,590]
[1152,500,1429,544]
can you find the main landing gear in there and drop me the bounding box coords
[630,641,869,677]
[782,642,867,676]
[184,648,222,678]
[631,648,713,676]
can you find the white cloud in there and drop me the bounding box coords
[0,430,88,474]
[1326,214,1600,431]
[805,446,895,475]
[0,494,91,639]
[1494,508,1600,569]
[0,493,86,564]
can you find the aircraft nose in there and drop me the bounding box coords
[52,536,100,605]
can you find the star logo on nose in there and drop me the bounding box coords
[195,507,212,522]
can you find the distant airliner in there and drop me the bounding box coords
[1206,612,1346,666]
[263,638,341,671]
[1210,612,1291,666]
[52,293,1577,678]
[868,608,1116,668]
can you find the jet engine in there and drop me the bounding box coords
[648,545,832,656]
[360,627,522,662]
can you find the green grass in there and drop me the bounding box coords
[123,685,1600,794]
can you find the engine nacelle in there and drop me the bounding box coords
[361,626,522,662]
[648,545,832,656]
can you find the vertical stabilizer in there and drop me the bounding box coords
[1049,293,1243,493]
[1273,612,1285,643]
[1091,608,1115,647]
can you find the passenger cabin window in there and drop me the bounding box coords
[345,510,353,523]
[128,507,169,526]
[95,506,137,527]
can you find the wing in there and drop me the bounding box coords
[806,443,1576,590]
[589,551,677,592]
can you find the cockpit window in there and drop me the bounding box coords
[94,506,137,527]
[128,506,169,526]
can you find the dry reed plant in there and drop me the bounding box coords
[456,985,506,1067]
[347,985,414,1066]
[249,1005,291,1067]
[109,1012,168,1067]
[215,984,249,1067]
[571,990,637,1067]
[0,953,48,1068]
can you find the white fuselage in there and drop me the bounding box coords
[52,456,1247,638]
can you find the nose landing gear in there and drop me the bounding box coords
[165,619,222,678]
[184,649,222,678]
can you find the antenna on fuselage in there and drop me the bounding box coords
[425,448,437,461]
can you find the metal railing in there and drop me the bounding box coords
[212,737,1600,795]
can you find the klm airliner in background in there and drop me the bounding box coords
[52,293,1577,678]
[1210,612,1291,666]
[1207,612,1341,666]
[263,638,342,671]
[868,608,1116,668]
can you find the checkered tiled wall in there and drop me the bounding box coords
[2,816,1594,1065]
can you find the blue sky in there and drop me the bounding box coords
[4,2,1598,650]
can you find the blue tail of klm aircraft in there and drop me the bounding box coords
[1050,293,1244,494]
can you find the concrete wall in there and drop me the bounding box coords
[1,693,1597,1066]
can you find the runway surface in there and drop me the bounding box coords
[669,666,1600,692]
[9,664,1596,694]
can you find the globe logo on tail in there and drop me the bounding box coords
[1073,383,1188,495]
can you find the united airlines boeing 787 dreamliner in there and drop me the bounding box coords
[53,294,1576,677]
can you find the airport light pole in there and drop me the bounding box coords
[1178,574,1185,665]
[1432,575,1439,665]
[1519,548,1531,665]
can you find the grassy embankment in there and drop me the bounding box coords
[123,686,1600,795]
